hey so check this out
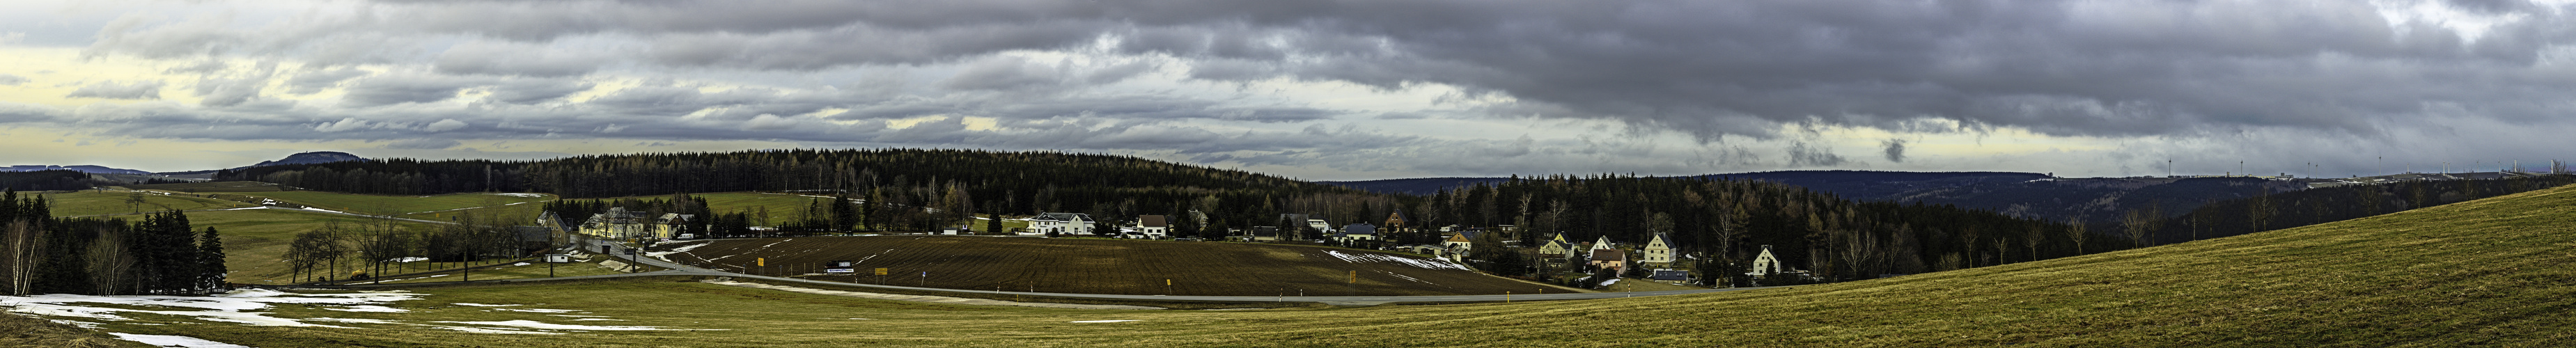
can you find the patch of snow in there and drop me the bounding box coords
[1069,320,1140,323]
[306,317,402,324]
[510,262,530,267]
[1598,278,1621,287]
[490,193,547,198]
[435,319,673,331]
[219,207,265,211]
[390,257,428,262]
[110,333,249,348]
[1323,250,1469,271]
[301,207,345,214]
[644,241,712,258]
[1,289,427,328]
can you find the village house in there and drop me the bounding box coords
[1134,215,1170,239]
[1590,248,1628,274]
[1536,233,1573,266]
[1442,230,1479,261]
[1749,244,1784,275]
[1650,269,1690,284]
[655,213,694,239]
[1334,223,1380,243]
[1029,212,1096,235]
[1641,232,1676,267]
[578,207,653,239]
[1248,226,1283,242]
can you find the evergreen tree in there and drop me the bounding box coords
[197,227,227,292]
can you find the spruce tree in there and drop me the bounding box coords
[198,227,226,292]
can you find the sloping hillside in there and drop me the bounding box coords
[1216,183,2576,345]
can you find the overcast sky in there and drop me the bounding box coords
[3,0,2572,180]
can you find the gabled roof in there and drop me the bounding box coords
[1646,232,1671,248]
[1445,232,1472,244]
[1384,212,1409,226]
[1034,212,1092,222]
[1342,223,1376,235]
[1139,215,1169,228]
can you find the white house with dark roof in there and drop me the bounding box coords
[1029,212,1095,235]
[1135,215,1170,239]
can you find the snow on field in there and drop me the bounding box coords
[6,288,713,337]
[490,193,547,198]
[1,289,428,328]
[646,240,712,258]
[1324,250,1469,271]
[301,207,345,214]
[110,333,249,348]
[391,257,428,262]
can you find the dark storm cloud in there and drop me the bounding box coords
[1882,139,1907,163]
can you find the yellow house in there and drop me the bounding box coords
[578,207,653,239]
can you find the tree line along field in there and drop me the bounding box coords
[655,236,1584,296]
[566,191,1036,230]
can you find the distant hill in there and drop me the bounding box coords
[3,165,152,175]
[244,151,369,168]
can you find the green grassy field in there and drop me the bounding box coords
[34,190,256,217]
[35,184,2576,347]
[120,209,452,285]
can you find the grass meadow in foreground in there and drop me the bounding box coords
[44,184,2576,347]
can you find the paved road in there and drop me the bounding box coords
[564,237,1779,305]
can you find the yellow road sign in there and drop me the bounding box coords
[757,258,765,267]
[875,268,888,276]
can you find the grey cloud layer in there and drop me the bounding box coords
[40,0,2576,177]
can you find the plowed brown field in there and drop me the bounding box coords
[652,236,1573,296]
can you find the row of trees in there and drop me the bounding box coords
[281,212,531,283]
[0,191,228,295]
[0,171,97,191]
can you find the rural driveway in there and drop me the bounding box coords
[568,237,1779,305]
